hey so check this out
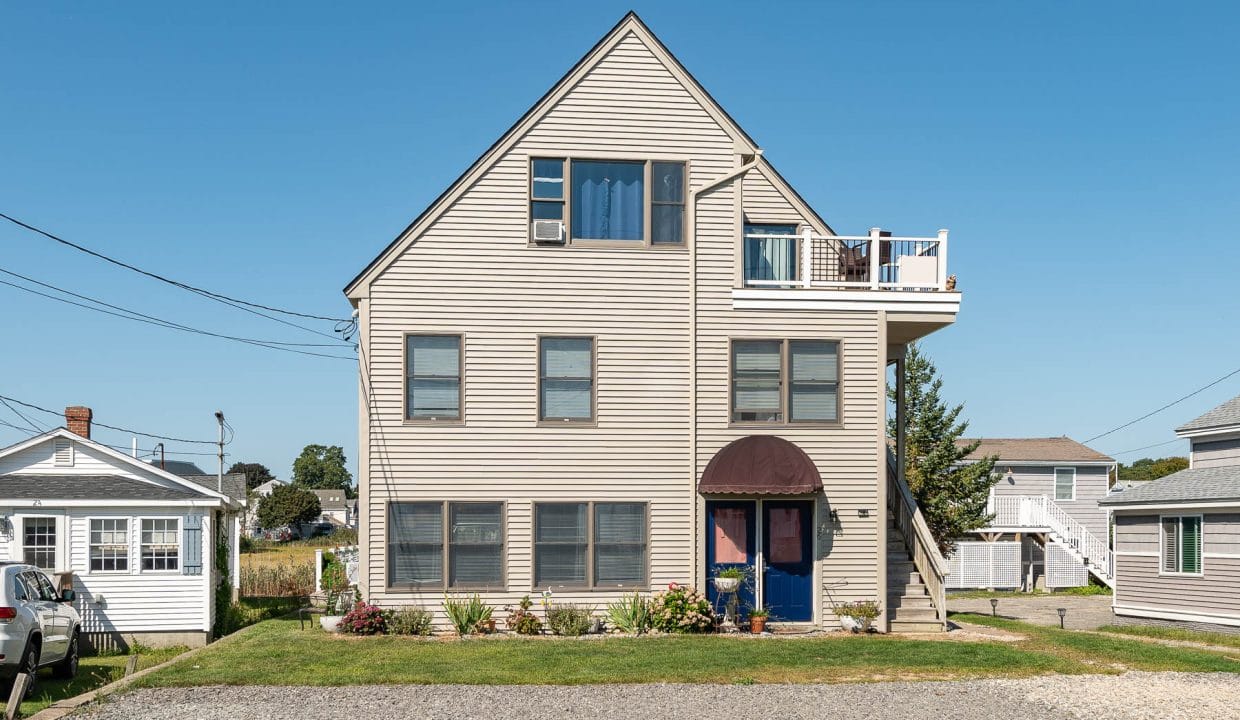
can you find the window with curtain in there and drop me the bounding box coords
[141,518,180,571]
[789,340,839,422]
[743,224,798,286]
[539,336,594,422]
[1161,516,1202,574]
[651,162,685,245]
[389,502,444,586]
[406,335,462,421]
[732,340,783,422]
[594,503,647,587]
[535,503,588,586]
[1054,468,1076,501]
[571,160,645,241]
[22,518,56,570]
[90,518,129,572]
[449,503,503,587]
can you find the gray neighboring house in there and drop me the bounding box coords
[311,489,356,528]
[948,437,1117,591]
[1101,395,1240,631]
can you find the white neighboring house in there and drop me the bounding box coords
[246,478,288,533]
[0,406,245,649]
[311,489,356,529]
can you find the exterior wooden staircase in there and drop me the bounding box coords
[887,520,944,632]
[886,454,949,632]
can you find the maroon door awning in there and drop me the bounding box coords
[698,435,823,495]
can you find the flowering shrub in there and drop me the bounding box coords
[832,600,882,621]
[505,595,544,635]
[386,607,434,636]
[650,583,713,633]
[339,601,387,635]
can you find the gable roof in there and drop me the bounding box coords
[150,460,207,476]
[0,428,233,506]
[958,437,1114,463]
[344,11,833,300]
[1177,394,1240,435]
[182,473,248,505]
[1100,466,1240,507]
[312,489,349,511]
[0,474,201,501]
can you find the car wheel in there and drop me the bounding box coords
[53,632,79,679]
[17,642,39,698]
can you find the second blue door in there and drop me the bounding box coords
[762,500,814,622]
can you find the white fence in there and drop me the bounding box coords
[1045,543,1088,588]
[945,541,1022,589]
[985,494,1113,585]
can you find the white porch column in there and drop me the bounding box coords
[869,228,882,290]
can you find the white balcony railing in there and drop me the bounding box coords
[743,228,949,292]
[984,494,1113,586]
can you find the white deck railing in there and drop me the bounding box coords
[985,495,1113,586]
[743,228,949,291]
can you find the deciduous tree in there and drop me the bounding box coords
[227,461,275,491]
[256,484,321,533]
[291,444,353,495]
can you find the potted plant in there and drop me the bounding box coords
[319,561,350,632]
[712,566,748,594]
[748,608,769,634]
[832,600,881,633]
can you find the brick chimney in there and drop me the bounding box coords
[65,406,93,438]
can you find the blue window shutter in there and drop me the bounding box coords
[183,515,203,575]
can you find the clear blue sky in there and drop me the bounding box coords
[3,1,1237,478]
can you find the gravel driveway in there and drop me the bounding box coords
[950,593,1116,630]
[76,672,1239,720]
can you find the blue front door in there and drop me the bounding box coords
[762,500,814,622]
[705,500,756,616]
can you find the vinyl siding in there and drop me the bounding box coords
[0,438,200,494]
[990,464,1110,538]
[1113,512,1240,622]
[360,31,884,624]
[1191,437,1240,469]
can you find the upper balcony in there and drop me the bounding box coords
[731,228,962,331]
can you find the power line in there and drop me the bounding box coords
[0,397,43,433]
[0,211,349,323]
[1107,438,1185,457]
[0,418,224,458]
[1083,365,1240,443]
[0,267,355,361]
[0,392,218,445]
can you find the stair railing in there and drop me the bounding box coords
[886,453,948,629]
[1031,495,1113,585]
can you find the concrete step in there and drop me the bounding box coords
[889,619,944,633]
[887,594,933,610]
[890,605,939,622]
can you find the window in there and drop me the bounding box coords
[1054,467,1076,501]
[731,339,841,424]
[405,334,462,422]
[531,158,565,222]
[141,518,180,571]
[90,518,129,572]
[388,502,504,588]
[530,158,686,247]
[1161,515,1202,575]
[534,502,648,589]
[22,518,56,570]
[18,571,55,602]
[743,224,797,285]
[539,336,594,422]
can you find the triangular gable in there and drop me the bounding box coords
[344,11,832,299]
[0,428,231,504]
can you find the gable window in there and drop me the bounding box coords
[530,158,686,247]
[406,334,463,422]
[534,502,648,589]
[90,518,130,572]
[1054,467,1076,501]
[539,336,595,423]
[743,224,797,286]
[141,518,180,572]
[731,339,841,424]
[388,501,504,588]
[22,518,56,570]
[1161,515,1202,575]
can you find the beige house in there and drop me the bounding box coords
[344,13,961,632]
[948,438,1117,591]
[1101,395,1240,631]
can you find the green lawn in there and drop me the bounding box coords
[1097,624,1240,650]
[133,616,1240,688]
[16,647,184,716]
[948,585,1111,599]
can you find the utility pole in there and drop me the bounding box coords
[214,411,225,493]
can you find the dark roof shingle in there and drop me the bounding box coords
[0,475,203,501]
[1177,395,1240,434]
[957,437,1113,463]
[1100,466,1240,506]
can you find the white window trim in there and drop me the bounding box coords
[86,516,133,575]
[1053,466,1076,502]
[13,513,66,573]
[1158,513,1204,577]
[138,516,182,574]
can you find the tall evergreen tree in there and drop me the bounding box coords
[889,343,997,554]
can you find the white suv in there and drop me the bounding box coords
[0,563,80,696]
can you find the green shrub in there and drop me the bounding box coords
[505,595,543,635]
[606,592,652,634]
[339,602,387,635]
[443,593,492,635]
[386,607,434,636]
[650,583,713,633]
[546,604,593,636]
